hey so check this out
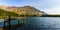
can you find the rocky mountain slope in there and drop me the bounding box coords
[0,6,44,16]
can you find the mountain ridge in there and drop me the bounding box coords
[0,6,44,16]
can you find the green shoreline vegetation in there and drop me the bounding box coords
[0,8,18,19]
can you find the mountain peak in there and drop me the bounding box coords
[23,6,33,7]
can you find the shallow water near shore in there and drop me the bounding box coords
[0,17,60,30]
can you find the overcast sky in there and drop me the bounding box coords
[0,0,60,14]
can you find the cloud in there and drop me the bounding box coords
[42,6,60,14]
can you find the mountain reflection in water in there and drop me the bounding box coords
[0,17,60,30]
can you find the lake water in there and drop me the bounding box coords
[0,17,60,30]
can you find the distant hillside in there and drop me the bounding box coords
[0,6,45,16]
[0,8,18,19]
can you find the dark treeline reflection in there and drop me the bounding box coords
[41,15,60,17]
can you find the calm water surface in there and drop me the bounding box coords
[0,17,60,30]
